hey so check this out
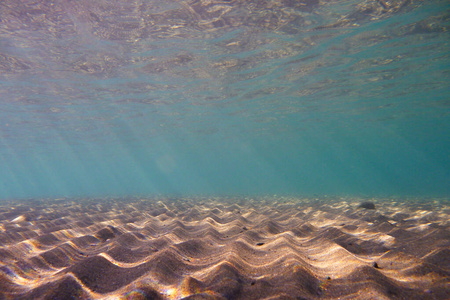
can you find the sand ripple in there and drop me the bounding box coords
[0,197,448,299]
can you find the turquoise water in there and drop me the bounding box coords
[0,0,449,199]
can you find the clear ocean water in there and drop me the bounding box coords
[0,0,448,200]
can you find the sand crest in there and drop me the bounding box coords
[0,197,448,299]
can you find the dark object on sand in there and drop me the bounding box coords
[359,202,376,210]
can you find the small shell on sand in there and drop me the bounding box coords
[11,215,26,223]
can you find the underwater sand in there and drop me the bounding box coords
[0,197,448,299]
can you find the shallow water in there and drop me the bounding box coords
[0,0,449,199]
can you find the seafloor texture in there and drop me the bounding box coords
[0,197,448,300]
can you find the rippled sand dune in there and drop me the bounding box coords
[0,197,448,299]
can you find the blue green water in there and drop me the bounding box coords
[0,0,449,199]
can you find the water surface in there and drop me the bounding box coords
[0,0,449,199]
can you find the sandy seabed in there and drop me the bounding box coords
[0,196,448,300]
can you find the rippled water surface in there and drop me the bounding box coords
[0,0,449,198]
